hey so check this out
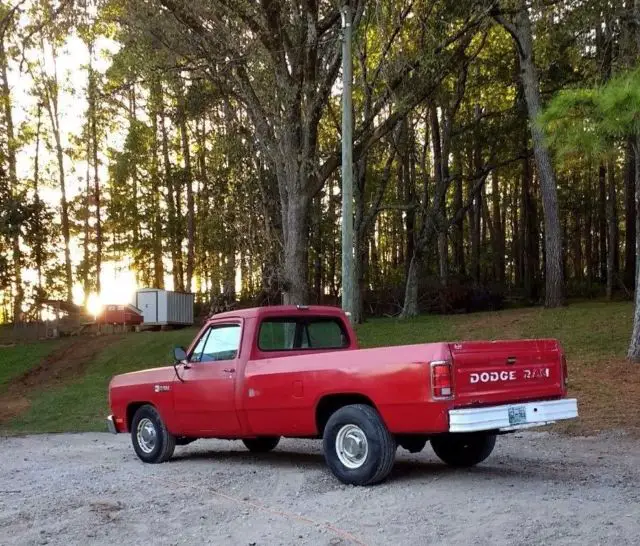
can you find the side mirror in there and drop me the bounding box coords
[173,346,187,363]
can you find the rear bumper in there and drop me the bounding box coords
[449,398,578,433]
[106,415,118,434]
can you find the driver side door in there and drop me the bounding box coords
[173,321,242,436]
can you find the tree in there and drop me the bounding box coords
[540,68,640,359]
[0,18,22,321]
[25,1,75,302]
[493,0,565,307]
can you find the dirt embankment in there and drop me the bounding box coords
[0,335,122,424]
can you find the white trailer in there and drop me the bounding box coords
[134,288,194,326]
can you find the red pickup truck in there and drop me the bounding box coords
[107,305,578,485]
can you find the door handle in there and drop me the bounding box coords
[223,368,236,374]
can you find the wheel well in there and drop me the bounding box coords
[315,393,376,436]
[126,402,151,430]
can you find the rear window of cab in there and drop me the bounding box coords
[258,317,349,351]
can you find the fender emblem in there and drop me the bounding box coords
[154,384,171,393]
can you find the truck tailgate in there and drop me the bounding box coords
[449,339,566,407]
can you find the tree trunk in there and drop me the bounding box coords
[452,150,465,275]
[149,80,165,289]
[599,164,607,284]
[429,107,448,286]
[129,84,141,278]
[223,250,236,301]
[402,252,421,318]
[627,135,640,360]
[83,136,91,304]
[606,158,617,299]
[282,195,310,305]
[43,55,73,303]
[627,0,640,360]
[88,41,102,294]
[585,171,594,287]
[176,81,195,293]
[512,174,521,287]
[0,39,22,321]
[33,105,43,297]
[312,194,323,304]
[625,139,636,289]
[158,84,184,291]
[353,155,368,324]
[491,172,505,284]
[470,146,481,284]
[497,5,565,306]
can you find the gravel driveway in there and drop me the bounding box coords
[1,431,639,545]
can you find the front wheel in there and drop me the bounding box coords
[242,436,281,453]
[322,404,396,486]
[130,404,176,464]
[430,432,496,468]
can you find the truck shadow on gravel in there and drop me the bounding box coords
[169,447,580,485]
[171,448,327,469]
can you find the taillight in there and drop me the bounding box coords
[562,354,568,388]
[431,360,453,399]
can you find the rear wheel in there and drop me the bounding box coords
[431,432,496,467]
[322,404,396,486]
[130,404,176,463]
[242,436,281,453]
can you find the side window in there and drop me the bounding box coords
[258,320,297,350]
[307,320,346,349]
[191,324,241,362]
[190,329,211,362]
[258,318,348,351]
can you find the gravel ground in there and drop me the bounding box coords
[1,431,639,546]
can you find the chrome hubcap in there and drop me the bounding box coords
[136,418,157,454]
[335,424,369,469]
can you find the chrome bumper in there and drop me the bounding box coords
[106,415,118,434]
[449,398,578,433]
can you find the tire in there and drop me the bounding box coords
[242,436,281,453]
[430,432,496,468]
[322,404,396,486]
[397,435,428,454]
[130,404,176,464]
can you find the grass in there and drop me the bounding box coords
[0,339,64,390]
[6,329,198,433]
[1,301,638,435]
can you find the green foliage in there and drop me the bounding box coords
[540,68,640,161]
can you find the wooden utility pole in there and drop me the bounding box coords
[341,3,355,320]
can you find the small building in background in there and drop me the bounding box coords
[133,288,194,327]
[98,304,144,326]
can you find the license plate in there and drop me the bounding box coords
[508,405,527,425]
